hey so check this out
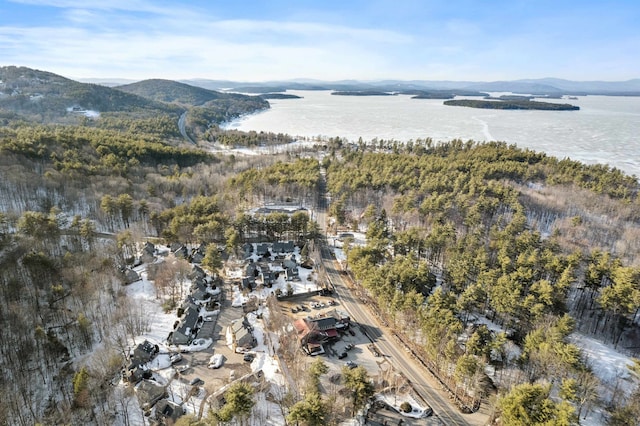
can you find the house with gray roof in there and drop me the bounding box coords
[285,267,299,281]
[131,340,158,365]
[136,380,167,410]
[242,277,255,291]
[261,271,276,287]
[170,306,200,345]
[189,265,206,280]
[172,245,188,259]
[123,267,140,284]
[256,243,270,257]
[229,319,256,350]
[246,262,258,277]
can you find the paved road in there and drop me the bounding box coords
[321,245,474,426]
[178,111,196,144]
[314,166,477,426]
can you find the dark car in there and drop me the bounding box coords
[189,377,204,386]
[169,353,183,364]
[338,351,348,359]
[243,352,255,362]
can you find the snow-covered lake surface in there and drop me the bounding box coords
[225,91,640,178]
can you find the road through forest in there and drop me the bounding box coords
[315,167,487,426]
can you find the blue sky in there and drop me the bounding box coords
[0,0,638,82]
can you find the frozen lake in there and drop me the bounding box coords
[224,91,640,178]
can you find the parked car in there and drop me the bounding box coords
[208,354,224,369]
[345,343,354,351]
[243,352,255,362]
[338,351,348,359]
[189,377,204,386]
[169,353,182,364]
[345,361,357,369]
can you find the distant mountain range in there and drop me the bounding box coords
[174,77,640,96]
[78,75,640,96]
[63,72,640,96]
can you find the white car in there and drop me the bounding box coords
[208,354,224,369]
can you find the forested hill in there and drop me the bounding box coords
[116,78,243,105]
[116,78,270,130]
[0,66,181,122]
[0,66,270,140]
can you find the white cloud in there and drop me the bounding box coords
[0,0,416,81]
[2,1,638,81]
[10,0,173,14]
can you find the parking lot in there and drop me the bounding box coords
[278,295,393,379]
[169,284,401,416]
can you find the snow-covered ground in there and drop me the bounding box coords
[209,139,318,156]
[245,310,288,425]
[569,332,639,396]
[376,392,433,418]
[113,252,223,423]
[66,106,100,118]
[329,231,367,266]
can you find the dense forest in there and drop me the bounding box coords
[0,67,639,425]
[324,140,640,423]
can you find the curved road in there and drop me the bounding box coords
[178,111,196,144]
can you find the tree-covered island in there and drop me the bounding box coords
[444,99,580,110]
